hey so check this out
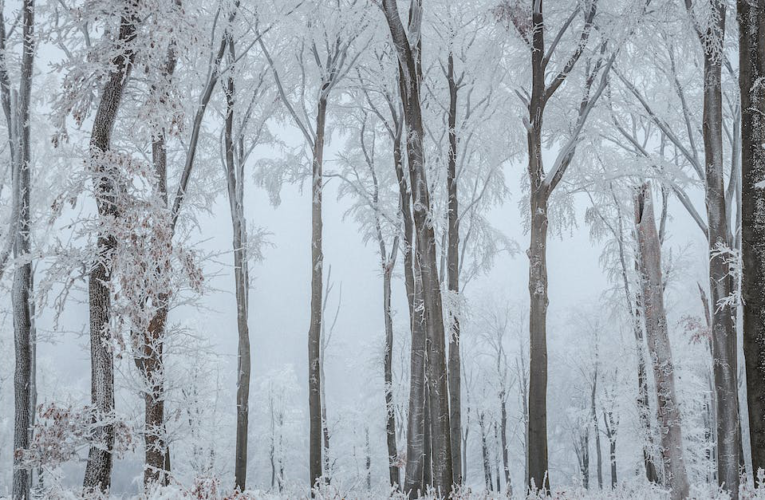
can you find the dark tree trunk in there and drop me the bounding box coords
[686,1,741,494]
[500,393,511,495]
[738,0,765,477]
[83,3,140,492]
[308,96,327,491]
[223,37,251,491]
[446,50,462,487]
[383,256,399,489]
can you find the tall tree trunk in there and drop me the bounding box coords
[738,0,765,478]
[634,183,690,500]
[381,1,453,493]
[634,300,660,484]
[527,182,550,493]
[686,1,741,493]
[423,389,432,489]
[11,2,35,498]
[223,38,251,491]
[308,96,327,491]
[446,50,462,487]
[83,2,139,492]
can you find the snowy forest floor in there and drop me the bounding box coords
[5,480,765,500]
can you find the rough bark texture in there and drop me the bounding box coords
[83,2,139,492]
[634,184,690,500]
[10,2,35,498]
[738,0,765,478]
[446,50,462,487]
[381,0,453,495]
[308,96,327,490]
[686,1,740,493]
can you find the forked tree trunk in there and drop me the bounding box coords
[738,0,765,477]
[308,96,327,490]
[381,1,453,494]
[83,2,140,491]
[634,183,689,500]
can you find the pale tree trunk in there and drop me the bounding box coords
[685,1,740,493]
[479,411,493,491]
[223,37,251,491]
[634,183,690,500]
[446,50,462,487]
[9,2,35,498]
[308,95,327,490]
[738,0,765,478]
[591,365,603,489]
[381,0,453,494]
[83,3,140,491]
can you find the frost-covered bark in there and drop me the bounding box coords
[738,0,765,477]
[83,2,140,492]
[684,1,740,494]
[380,0,453,495]
[5,1,36,498]
[634,184,689,500]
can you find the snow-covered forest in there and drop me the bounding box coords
[1,0,765,498]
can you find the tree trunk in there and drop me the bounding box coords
[223,39,251,491]
[687,2,741,493]
[738,0,765,478]
[83,3,139,491]
[634,183,690,500]
[446,50,462,487]
[383,256,399,489]
[592,367,603,489]
[500,393,512,496]
[11,2,35,498]
[479,412,493,491]
[308,96,327,491]
[527,182,550,493]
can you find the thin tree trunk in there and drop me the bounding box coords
[738,0,765,478]
[479,412,493,491]
[500,392,512,495]
[592,366,603,489]
[11,2,35,498]
[308,96,327,491]
[223,37,251,491]
[383,254,400,489]
[446,50,462,487]
[83,2,139,491]
[634,183,690,500]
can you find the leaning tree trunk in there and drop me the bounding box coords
[445,50,462,487]
[11,1,35,498]
[738,0,765,478]
[308,95,327,491]
[223,38,251,491]
[634,183,690,500]
[83,2,139,492]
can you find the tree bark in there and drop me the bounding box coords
[446,50,462,487]
[383,248,399,488]
[500,392,512,496]
[381,1,453,494]
[738,0,765,478]
[479,411,493,491]
[591,366,603,489]
[83,2,140,492]
[308,95,327,491]
[685,1,740,493]
[10,2,35,498]
[634,183,690,500]
[222,36,251,491]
